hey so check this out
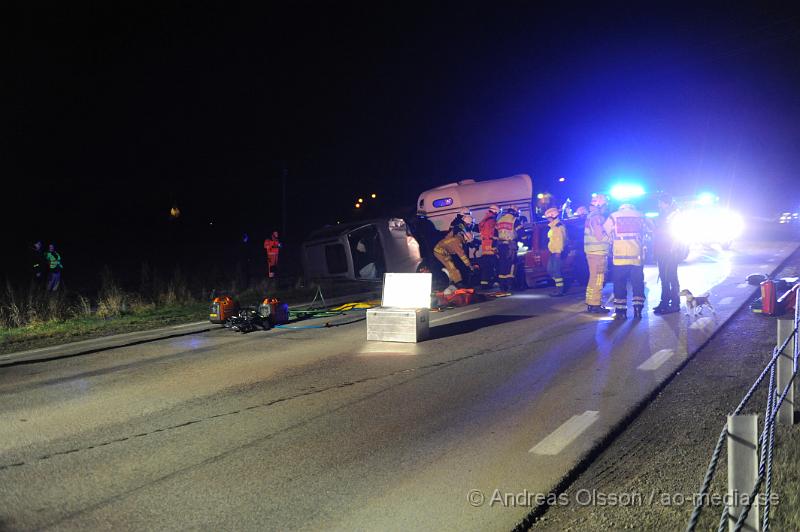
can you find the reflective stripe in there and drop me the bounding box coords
[614,236,640,240]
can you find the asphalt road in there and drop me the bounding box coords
[0,240,796,531]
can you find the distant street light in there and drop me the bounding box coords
[355,203,361,208]
[558,177,566,182]
[358,198,364,203]
[371,193,377,199]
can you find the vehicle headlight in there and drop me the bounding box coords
[669,208,744,244]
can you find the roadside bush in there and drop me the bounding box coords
[97,267,128,318]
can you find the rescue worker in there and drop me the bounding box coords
[652,193,685,314]
[584,194,611,313]
[495,205,522,291]
[263,231,281,278]
[478,205,499,289]
[544,207,567,296]
[603,203,649,319]
[45,243,63,292]
[434,230,475,294]
[450,208,474,237]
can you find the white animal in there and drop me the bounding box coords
[680,289,716,316]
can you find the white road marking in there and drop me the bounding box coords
[768,258,776,263]
[759,264,769,270]
[530,411,599,455]
[430,307,480,324]
[736,283,749,289]
[638,349,675,371]
[719,297,734,305]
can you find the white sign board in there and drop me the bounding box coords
[381,273,432,309]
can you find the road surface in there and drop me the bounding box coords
[0,240,796,531]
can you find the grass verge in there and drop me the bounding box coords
[0,302,207,356]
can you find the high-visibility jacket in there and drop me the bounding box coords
[264,238,281,259]
[603,207,646,265]
[45,251,62,272]
[495,212,520,242]
[478,214,497,255]
[547,219,566,254]
[584,211,609,255]
[434,234,471,268]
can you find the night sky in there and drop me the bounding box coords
[5,3,800,280]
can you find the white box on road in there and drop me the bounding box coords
[366,307,430,343]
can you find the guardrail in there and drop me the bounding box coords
[686,287,798,531]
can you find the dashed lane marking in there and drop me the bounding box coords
[430,307,480,324]
[736,283,749,289]
[530,410,600,455]
[637,349,675,371]
[719,297,734,305]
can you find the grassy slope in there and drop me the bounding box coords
[0,302,208,355]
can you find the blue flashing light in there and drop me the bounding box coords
[696,192,718,206]
[645,212,659,218]
[609,183,646,201]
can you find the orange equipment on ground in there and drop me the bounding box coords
[210,296,239,324]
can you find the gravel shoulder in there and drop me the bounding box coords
[529,256,800,531]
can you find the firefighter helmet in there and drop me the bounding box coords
[544,207,560,219]
[488,204,499,213]
[619,203,636,211]
[591,193,608,207]
[574,206,588,216]
[458,208,471,216]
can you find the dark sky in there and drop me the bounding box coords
[4,2,800,274]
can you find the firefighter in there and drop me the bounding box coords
[544,207,567,297]
[584,194,611,313]
[495,205,522,291]
[603,203,649,319]
[450,208,473,236]
[434,230,475,294]
[478,204,499,289]
[652,193,685,314]
[264,231,281,278]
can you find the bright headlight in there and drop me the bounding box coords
[669,208,743,244]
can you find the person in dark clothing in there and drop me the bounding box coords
[30,240,47,286]
[652,194,686,314]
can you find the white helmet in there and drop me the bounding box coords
[619,203,636,211]
[488,204,499,213]
[591,193,608,207]
[544,207,560,219]
[458,208,471,216]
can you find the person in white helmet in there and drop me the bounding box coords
[584,194,611,313]
[603,202,650,319]
[544,207,567,296]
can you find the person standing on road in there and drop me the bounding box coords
[495,205,522,291]
[434,231,475,294]
[264,231,281,278]
[478,205,499,289]
[45,243,63,292]
[603,203,649,319]
[652,193,686,314]
[544,207,567,297]
[584,194,611,313]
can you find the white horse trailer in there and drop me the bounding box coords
[416,174,534,231]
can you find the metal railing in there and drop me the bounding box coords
[687,288,798,532]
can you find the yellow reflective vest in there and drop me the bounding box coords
[547,219,566,253]
[603,207,646,266]
[584,211,609,255]
[495,212,519,242]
